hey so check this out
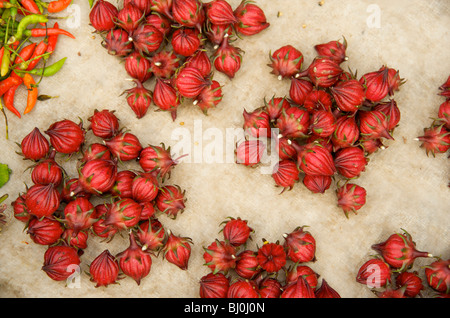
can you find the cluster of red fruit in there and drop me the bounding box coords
[88,0,269,120]
[199,217,341,298]
[356,229,449,298]
[11,109,191,286]
[236,38,404,217]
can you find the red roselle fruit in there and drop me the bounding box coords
[62,229,89,250]
[155,185,186,219]
[439,76,450,99]
[233,0,269,36]
[105,131,143,162]
[356,258,392,288]
[265,97,290,122]
[302,174,332,194]
[171,28,202,57]
[12,194,31,223]
[331,115,360,151]
[258,277,282,298]
[136,218,166,252]
[276,107,310,139]
[131,24,164,55]
[116,3,144,33]
[213,38,242,79]
[309,110,336,138]
[194,80,223,114]
[281,276,316,298]
[235,139,265,167]
[307,56,343,88]
[235,250,261,279]
[272,159,300,192]
[315,279,341,298]
[92,218,118,242]
[256,241,287,273]
[336,183,367,217]
[150,0,173,19]
[89,249,120,287]
[297,142,336,177]
[125,52,152,83]
[387,67,404,95]
[186,50,212,78]
[174,66,211,99]
[124,80,152,119]
[146,12,172,37]
[276,137,297,160]
[172,0,205,30]
[290,78,314,106]
[285,264,319,289]
[359,137,385,155]
[203,239,237,274]
[205,23,232,48]
[61,178,91,202]
[227,279,260,298]
[111,170,136,199]
[283,226,316,263]
[31,158,63,187]
[153,78,181,120]
[116,233,152,286]
[334,146,368,179]
[25,183,61,218]
[417,124,450,157]
[373,99,401,131]
[314,38,348,64]
[131,172,159,203]
[27,217,64,245]
[424,259,450,293]
[63,197,96,234]
[42,245,81,281]
[199,272,230,298]
[371,229,432,270]
[104,198,142,230]
[360,66,390,102]
[20,127,49,161]
[80,143,112,163]
[303,89,333,112]
[150,51,180,79]
[140,201,156,220]
[162,231,193,270]
[396,271,424,298]
[89,0,119,32]
[269,45,304,80]
[45,119,85,155]
[330,79,365,112]
[243,108,271,138]
[221,216,253,247]
[102,29,133,57]
[205,0,237,25]
[78,159,118,195]
[129,0,152,15]
[438,100,450,129]
[88,109,120,140]
[358,110,394,140]
[138,144,183,179]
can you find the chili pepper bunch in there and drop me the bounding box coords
[0,0,75,138]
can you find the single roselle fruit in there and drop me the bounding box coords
[396,271,424,298]
[360,66,390,102]
[375,286,407,298]
[235,250,261,279]
[417,124,450,157]
[126,0,152,15]
[258,277,282,298]
[334,146,368,179]
[153,79,181,120]
[233,0,269,36]
[425,259,450,293]
[137,218,166,251]
[203,239,237,274]
[336,183,366,217]
[31,159,63,187]
[80,143,112,164]
[116,3,144,32]
[265,96,290,122]
[221,216,253,247]
[243,108,271,138]
[303,89,333,112]
[373,99,401,131]
[140,201,156,220]
[386,67,405,95]
[330,79,365,113]
[276,107,310,139]
[309,110,336,138]
[174,66,211,99]
[315,279,341,298]
[63,197,96,234]
[356,258,392,288]
[256,241,287,273]
[125,52,152,83]
[172,28,202,57]
[111,170,136,198]
[195,80,223,114]
[25,183,61,218]
[438,100,450,129]
[89,0,119,32]
[150,51,180,79]
[155,185,186,219]
[283,226,316,263]
[92,217,118,242]
[172,0,205,30]
[272,159,300,192]
[205,23,232,48]
[205,0,237,25]
[285,264,319,289]
[139,144,183,179]
[303,174,332,194]
[20,127,49,161]
[359,137,385,155]
[88,109,120,140]
[62,229,89,250]
[105,131,143,162]
[358,110,394,140]
[281,276,316,298]
[27,217,64,245]
[45,119,85,155]
[235,139,266,167]
[269,45,304,80]
[199,272,230,298]
[227,279,260,298]
[307,56,343,88]
[163,231,193,270]
[61,178,91,202]
[89,249,120,287]
[186,50,212,78]
[12,194,31,222]
[105,198,142,230]
[131,24,164,55]
[314,38,348,64]
[146,12,172,36]
[125,80,152,119]
[42,245,81,281]
[276,137,297,160]
[290,78,314,106]
[213,38,242,79]
[150,0,173,18]
[371,229,431,270]
[102,28,133,57]
[331,115,360,151]
[78,159,118,195]
[116,233,152,286]
[131,172,159,203]
[297,143,336,177]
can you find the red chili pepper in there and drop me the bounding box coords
[18,0,41,14]
[45,22,59,55]
[26,28,76,39]
[3,84,21,118]
[23,73,38,114]
[47,0,72,13]
[14,42,36,66]
[0,75,23,97]
[26,40,48,70]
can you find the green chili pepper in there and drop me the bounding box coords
[27,57,66,77]
[1,47,10,77]
[9,14,48,43]
[9,0,17,22]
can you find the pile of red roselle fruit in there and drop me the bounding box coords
[199,217,341,298]
[11,109,192,287]
[356,229,449,298]
[236,38,404,217]
[88,0,269,120]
